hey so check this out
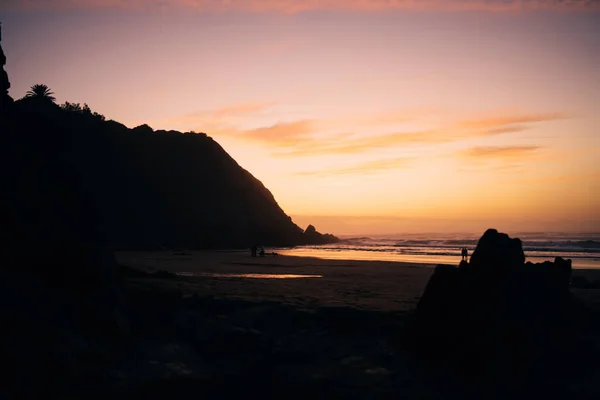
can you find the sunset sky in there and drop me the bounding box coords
[1,0,599,234]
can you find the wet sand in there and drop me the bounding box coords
[116,250,600,312]
[116,251,436,312]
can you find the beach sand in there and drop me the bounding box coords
[117,250,600,312]
[111,251,600,399]
[116,251,437,312]
[112,251,438,398]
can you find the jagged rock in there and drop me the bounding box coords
[305,224,317,236]
[1,24,14,113]
[303,224,340,245]
[413,229,577,381]
[524,256,572,293]
[469,228,525,272]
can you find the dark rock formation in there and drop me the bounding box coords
[413,229,577,382]
[469,228,525,272]
[302,224,340,245]
[0,23,14,113]
[1,243,131,397]
[2,101,338,249]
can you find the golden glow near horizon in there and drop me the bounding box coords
[2,1,599,234]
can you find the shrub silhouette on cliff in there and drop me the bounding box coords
[61,101,106,121]
[25,84,56,102]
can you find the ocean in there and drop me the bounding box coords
[277,232,600,269]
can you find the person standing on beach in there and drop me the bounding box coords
[461,247,468,261]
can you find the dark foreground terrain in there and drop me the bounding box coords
[5,250,599,399]
[94,269,600,399]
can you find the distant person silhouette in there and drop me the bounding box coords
[461,247,469,261]
[251,245,257,257]
[255,245,265,257]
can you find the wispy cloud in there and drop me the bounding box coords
[508,172,600,184]
[210,102,276,119]
[4,0,600,13]
[459,145,543,159]
[243,120,316,145]
[295,157,413,177]
[160,104,568,166]
[277,129,454,157]
[484,125,532,135]
[456,145,545,175]
[246,112,566,156]
[457,163,526,173]
[458,113,570,129]
[152,101,275,131]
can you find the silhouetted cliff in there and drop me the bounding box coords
[0,24,13,113]
[1,98,338,250]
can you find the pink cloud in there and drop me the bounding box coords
[3,0,600,13]
[258,112,565,156]
[242,120,315,145]
[459,145,543,159]
[295,156,413,176]
[510,172,600,183]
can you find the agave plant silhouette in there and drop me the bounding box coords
[26,84,56,102]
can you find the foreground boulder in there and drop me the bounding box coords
[468,228,525,273]
[1,244,130,397]
[413,229,576,381]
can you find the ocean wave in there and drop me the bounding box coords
[340,237,374,242]
[339,238,600,251]
[569,240,600,248]
[297,244,600,258]
[302,235,600,264]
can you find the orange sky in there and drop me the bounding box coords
[2,1,599,234]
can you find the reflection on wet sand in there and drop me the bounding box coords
[177,272,323,279]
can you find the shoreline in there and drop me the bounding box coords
[276,247,600,269]
[116,250,439,271]
[116,250,600,312]
[117,249,600,273]
[117,251,436,312]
